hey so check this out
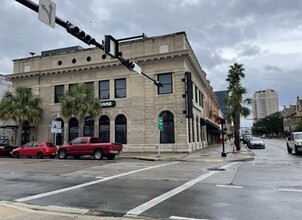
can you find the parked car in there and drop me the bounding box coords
[0,143,17,157]
[247,137,265,149]
[286,132,302,155]
[58,137,123,160]
[11,141,57,159]
[242,134,252,144]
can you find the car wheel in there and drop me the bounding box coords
[58,150,67,159]
[287,145,292,154]
[36,152,44,159]
[107,154,115,160]
[295,146,300,155]
[94,150,103,160]
[13,152,20,158]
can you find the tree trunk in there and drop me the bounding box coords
[234,111,241,151]
[16,125,22,146]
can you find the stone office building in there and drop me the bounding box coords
[5,32,221,152]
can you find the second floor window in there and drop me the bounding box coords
[158,73,172,94]
[115,78,126,98]
[54,85,64,103]
[99,80,109,99]
[69,83,78,92]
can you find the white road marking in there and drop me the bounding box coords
[126,162,238,216]
[216,184,243,189]
[278,188,302,193]
[170,216,209,220]
[15,161,179,202]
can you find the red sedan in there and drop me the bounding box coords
[11,141,57,159]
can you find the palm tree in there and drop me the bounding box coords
[225,63,250,150]
[60,83,101,137]
[0,87,43,145]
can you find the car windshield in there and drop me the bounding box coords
[251,137,262,141]
[295,134,302,139]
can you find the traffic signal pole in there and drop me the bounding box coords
[14,0,162,87]
[221,122,227,157]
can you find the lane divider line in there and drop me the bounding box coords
[15,161,179,202]
[216,184,243,189]
[126,162,239,216]
[278,188,302,193]
[170,215,209,220]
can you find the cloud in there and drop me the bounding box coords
[236,44,262,57]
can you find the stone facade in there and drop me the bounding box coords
[282,96,302,133]
[5,32,221,152]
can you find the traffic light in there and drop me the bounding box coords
[216,117,225,125]
[65,21,96,45]
[119,58,142,74]
[123,59,134,69]
[216,117,221,124]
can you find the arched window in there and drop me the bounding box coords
[115,115,127,144]
[99,115,110,142]
[69,117,79,142]
[21,121,31,145]
[84,116,94,137]
[160,111,175,143]
[54,118,64,145]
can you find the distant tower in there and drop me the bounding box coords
[252,89,279,122]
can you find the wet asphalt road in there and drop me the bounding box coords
[0,139,301,220]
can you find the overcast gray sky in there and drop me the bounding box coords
[1,0,302,127]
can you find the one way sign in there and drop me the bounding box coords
[38,0,56,28]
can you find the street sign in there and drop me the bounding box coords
[158,117,163,131]
[38,0,56,28]
[51,120,61,133]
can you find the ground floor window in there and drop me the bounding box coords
[115,114,127,144]
[69,117,78,142]
[54,118,64,145]
[99,115,110,142]
[160,111,175,143]
[84,116,94,137]
[21,121,31,145]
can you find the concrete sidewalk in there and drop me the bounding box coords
[0,143,253,220]
[0,201,149,219]
[117,142,254,163]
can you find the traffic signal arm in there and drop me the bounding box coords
[65,21,97,46]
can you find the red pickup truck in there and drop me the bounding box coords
[58,137,123,160]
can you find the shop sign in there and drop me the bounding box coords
[100,100,116,108]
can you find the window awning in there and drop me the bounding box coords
[0,125,18,129]
[206,119,220,131]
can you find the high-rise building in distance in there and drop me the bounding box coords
[252,89,279,122]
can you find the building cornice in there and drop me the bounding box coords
[5,50,193,80]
